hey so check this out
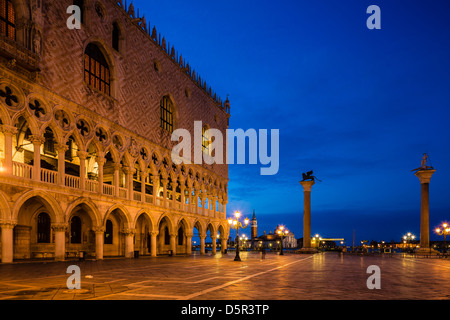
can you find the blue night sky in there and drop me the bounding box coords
[131,0,450,243]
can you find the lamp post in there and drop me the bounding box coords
[228,211,249,261]
[276,226,289,255]
[435,223,450,254]
[402,232,416,252]
[311,234,321,249]
[240,235,248,251]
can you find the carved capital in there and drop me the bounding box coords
[93,226,105,234]
[0,124,18,135]
[150,231,159,237]
[122,167,136,175]
[55,143,69,153]
[30,135,45,145]
[122,228,135,236]
[0,221,17,229]
[77,151,89,160]
[96,156,106,165]
[51,224,67,232]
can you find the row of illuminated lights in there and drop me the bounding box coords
[312,234,345,245]
[401,222,449,242]
[227,210,290,237]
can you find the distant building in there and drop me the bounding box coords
[248,212,297,250]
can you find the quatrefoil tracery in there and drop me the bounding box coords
[95,128,108,143]
[77,119,90,137]
[0,86,19,107]
[29,100,46,119]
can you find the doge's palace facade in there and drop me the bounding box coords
[0,0,230,263]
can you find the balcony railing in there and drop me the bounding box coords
[86,179,98,193]
[9,162,226,217]
[103,184,115,196]
[133,191,141,202]
[145,194,153,204]
[41,168,58,184]
[119,187,128,199]
[13,162,33,179]
[65,174,80,189]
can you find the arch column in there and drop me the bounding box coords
[52,224,67,261]
[200,192,206,215]
[179,183,186,205]
[192,188,198,214]
[56,143,68,186]
[141,172,149,202]
[170,233,176,255]
[221,237,228,254]
[150,232,158,257]
[123,167,135,201]
[1,125,17,176]
[113,163,121,197]
[212,195,218,218]
[211,231,217,255]
[172,180,178,209]
[31,136,44,181]
[152,173,159,205]
[186,232,193,255]
[161,178,168,208]
[0,221,16,263]
[200,235,206,255]
[94,226,105,260]
[97,156,105,195]
[185,186,192,212]
[123,229,135,258]
[78,151,88,190]
[222,199,228,219]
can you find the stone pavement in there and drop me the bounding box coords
[0,252,449,300]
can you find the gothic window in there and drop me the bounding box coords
[178,227,184,246]
[0,0,15,40]
[65,136,75,161]
[104,219,113,244]
[160,96,174,133]
[112,22,120,52]
[70,216,82,244]
[164,226,170,245]
[37,212,51,243]
[43,127,56,156]
[84,43,111,96]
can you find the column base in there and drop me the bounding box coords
[295,248,319,254]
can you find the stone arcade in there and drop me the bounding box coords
[0,0,231,263]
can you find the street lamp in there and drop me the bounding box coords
[311,234,321,249]
[240,234,248,250]
[228,211,249,261]
[435,223,450,254]
[402,232,416,251]
[276,226,289,255]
